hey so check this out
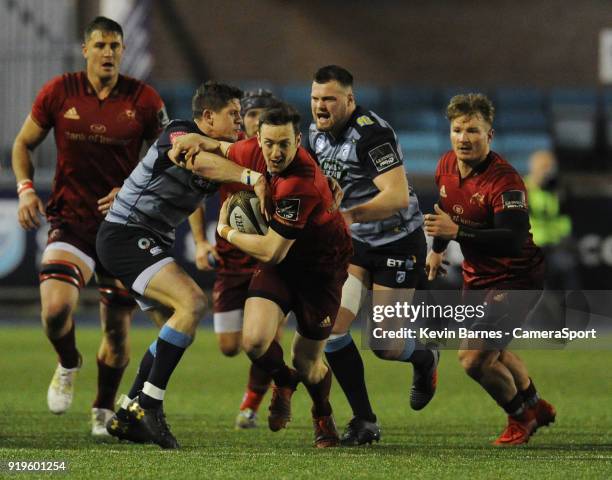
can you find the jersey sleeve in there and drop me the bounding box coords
[269,177,319,239]
[140,85,168,141]
[490,172,528,214]
[30,76,64,130]
[355,121,403,178]
[227,138,257,168]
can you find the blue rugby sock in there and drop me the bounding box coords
[139,325,192,409]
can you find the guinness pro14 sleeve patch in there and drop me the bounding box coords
[368,142,401,172]
[501,190,527,210]
[275,198,301,222]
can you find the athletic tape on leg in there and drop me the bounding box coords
[159,324,193,348]
[142,381,165,401]
[325,332,353,353]
[340,273,366,316]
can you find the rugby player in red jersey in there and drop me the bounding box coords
[172,103,352,447]
[424,93,556,445]
[208,90,286,429]
[11,17,167,436]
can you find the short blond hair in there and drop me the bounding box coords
[446,93,495,126]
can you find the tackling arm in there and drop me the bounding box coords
[342,166,409,224]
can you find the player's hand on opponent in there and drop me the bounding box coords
[253,175,273,221]
[168,134,222,169]
[194,240,220,271]
[424,204,459,240]
[97,187,121,215]
[326,176,344,213]
[17,190,45,230]
[425,250,449,281]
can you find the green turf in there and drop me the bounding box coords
[0,327,610,479]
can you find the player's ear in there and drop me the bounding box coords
[487,128,494,144]
[295,131,302,146]
[347,89,355,106]
[256,130,262,147]
[81,42,87,59]
[202,109,214,126]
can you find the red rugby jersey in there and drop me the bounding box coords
[228,137,352,274]
[31,71,166,244]
[434,150,544,288]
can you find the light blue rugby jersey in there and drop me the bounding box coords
[106,119,218,246]
[308,106,423,247]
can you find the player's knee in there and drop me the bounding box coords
[218,337,241,357]
[242,335,269,359]
[177,290,207,322]
[292,357,320,384]
[372,348,399,361]
[102,324,129,356]
[458,350,486,379]
[41,301,72,334]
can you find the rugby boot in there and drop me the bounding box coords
[410,348,440,410]
[235,408,258,429]
[268,385,295,432]
[493,409,537,446]
[313,414,340,448]
[125,399,179,449]
[47,354,82,414]
[340,416,381,446]
[268,370,299,432]
[91,408,114,437]
[531,398,556,431]
[106,406,150,444]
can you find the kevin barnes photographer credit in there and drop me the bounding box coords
[2,2,612,480]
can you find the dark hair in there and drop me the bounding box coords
[84,16,123,42]
[192,81,243,118]
[313,65,353,87]
[446,93,495,126]
[241,89,281,115]
[258,103,301,135]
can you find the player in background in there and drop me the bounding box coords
[424,93,556,445]
[97,81,277,449]
[309,65,439,446]
[11,16,167,436]
[176,104,352,447]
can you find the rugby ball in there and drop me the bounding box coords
[228,190,268,235]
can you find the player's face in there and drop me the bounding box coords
[257,123,301,175]
[210,99,242,141]
[311,81,354,134]
[82,30,124,82]
[450,114,493,165]
[242,108,265,139]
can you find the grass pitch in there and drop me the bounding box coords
[0,326,610,479]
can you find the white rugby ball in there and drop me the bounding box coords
[228,190,268,235]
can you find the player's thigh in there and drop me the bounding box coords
[144,261,206,314]
[216,331,242,357]
[333,263,370,334]
[242,297,285,351]
[292,331,326,364]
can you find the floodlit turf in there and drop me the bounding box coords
[0,326,610,479]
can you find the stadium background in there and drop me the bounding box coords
[0,2,610,478]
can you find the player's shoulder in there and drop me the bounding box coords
[488,151,523,182]
[351,107,396,143]
[115,74,159,104]
[158,119,200,144]
[38,72,81,98]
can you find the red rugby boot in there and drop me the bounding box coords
[493,409,537,446]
